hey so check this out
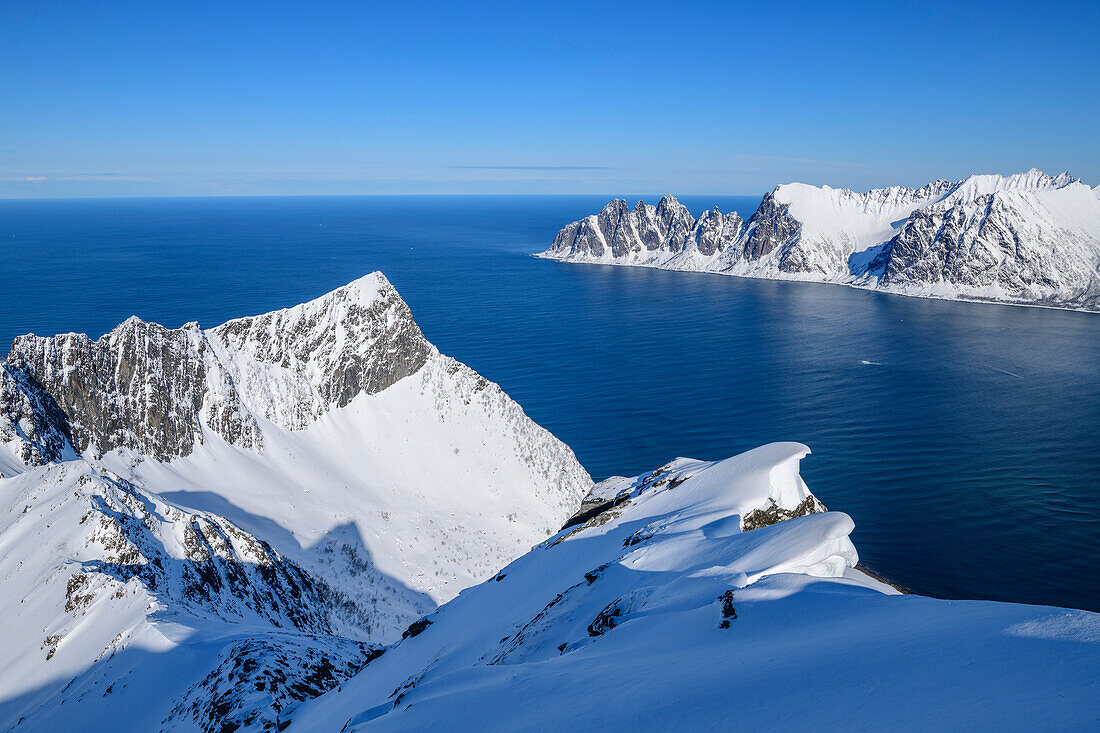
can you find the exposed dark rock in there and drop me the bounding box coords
[163,635,381,733]
[587,599,625,637]
[0,364,73,467]
[82,473,333,632]
[559,492,632,532]
[401,617,432,640]
[210,277,431,423]
[742,192,800,262]
[718,590,737,629]
[6,320,258,460]
[741,495,822,531]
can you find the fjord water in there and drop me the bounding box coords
[2,196,1098,611]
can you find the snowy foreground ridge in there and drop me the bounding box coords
[1,276,1098,731]
[538,169,1100,311]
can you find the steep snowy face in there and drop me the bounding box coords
[538,170,1100,310]
[0,462,379,733]
[287,442,1100,732]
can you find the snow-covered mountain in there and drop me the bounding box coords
[538,170,1100,310]
[282,443,1100,731]
[0,273,592,731]
[2,273,1098,732]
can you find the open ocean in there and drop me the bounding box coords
[2,194,1098,611]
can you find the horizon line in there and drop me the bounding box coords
[0,191,770,202]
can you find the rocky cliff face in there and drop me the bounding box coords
[6,320,260,461]
[0,363,73,469]
[740,192,800,264]
[549,195,745,266]
[208,275,432,430]
[538,170,1100,311]
[2,274,433,463]
[877,183,1100,308]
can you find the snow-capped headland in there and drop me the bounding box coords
[1,273,1097,731]
[538,169,1100,311]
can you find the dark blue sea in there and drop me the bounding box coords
[2,195,1098,611]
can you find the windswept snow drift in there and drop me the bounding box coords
[286,443,1100,732]
[0,273,591,731]
[538,169,1100,311]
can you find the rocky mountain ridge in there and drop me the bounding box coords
[0,273,431,465]
[0,273,592,731]
[538,169,1100,310]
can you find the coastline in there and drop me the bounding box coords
[533,252,1100,315]
[855,562,913,595]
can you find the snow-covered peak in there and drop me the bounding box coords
[0,273,438,462]
[771,180,948,242]
[652,442,818,524]
[208,272,432,430]
[1,271,592,620]
[221,271,395,330]
[934,169,1079,207]
[338,270,391,298]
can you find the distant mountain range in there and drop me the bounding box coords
[538,169,1100,311]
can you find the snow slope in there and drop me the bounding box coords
[287,443,1100,731]
[0,462,378,733]
[0,273,591,731]
[538,170,1100,310]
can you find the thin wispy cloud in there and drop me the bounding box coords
[60,173,155,181]
[740,154,873,168]
[448,165,613,171]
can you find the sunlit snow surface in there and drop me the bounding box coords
[287,442,1100,731]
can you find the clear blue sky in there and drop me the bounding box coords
[3,0,1098,197]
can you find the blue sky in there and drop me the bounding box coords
[2,0,1098,197]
